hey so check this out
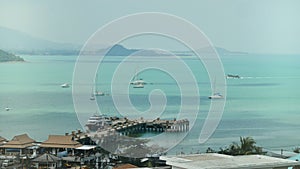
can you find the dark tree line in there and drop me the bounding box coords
[206,136,264,156]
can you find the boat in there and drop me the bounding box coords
[94,74,106,96]
[94,90,105,96]
[226,74,240,79]
[90,93,95,100]
[5,107,11,111]
[208,93,223,99]
[90,87,96,100]
[85,114,112,131]
[208,78,223,99]
[90,95,95,100]
[61,83,70,88]
[133,83,144,88]
[130,79,146,85]
[130,68,146,86]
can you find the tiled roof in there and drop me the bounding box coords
[32,153,60,163]
[0,133,35,149]
[40,135,82,148]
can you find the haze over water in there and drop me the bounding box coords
[1,53,300,154]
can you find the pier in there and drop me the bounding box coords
[86,116,190,138]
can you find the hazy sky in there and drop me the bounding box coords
[1,0,300,54]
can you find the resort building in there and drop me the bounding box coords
[40,135,82,155]
[31,153,62,169]
[160,153,300,169]
[0,133,36,155]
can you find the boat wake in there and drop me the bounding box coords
[239,76,300,79]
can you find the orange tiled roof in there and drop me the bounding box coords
[0,133,35,149]
[40,135,82,148]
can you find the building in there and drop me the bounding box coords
[32,153,61,169]
[0,136,8,154]
[0,133,36,155]
[0,136,7,145]
[113,163,138,169]
[40,135,82,155]
[160,153,300,169]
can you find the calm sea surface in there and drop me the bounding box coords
[1,54,300,154]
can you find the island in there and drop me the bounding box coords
[0,49,24,62]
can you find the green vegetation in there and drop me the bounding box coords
[0,49,24,62]
[207,136,264,156]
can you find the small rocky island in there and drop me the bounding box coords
[0,49,24,62]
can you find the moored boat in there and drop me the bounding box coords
[61,83,70,88]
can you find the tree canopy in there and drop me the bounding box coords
[207,136,264,156]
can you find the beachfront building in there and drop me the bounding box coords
[160,153,300,169]
[0,133,36,155]
[40,135,82,156]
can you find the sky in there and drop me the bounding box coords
[1,0,300,54]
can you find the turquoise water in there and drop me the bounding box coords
[1,54,300,154]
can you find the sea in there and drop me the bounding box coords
[1,53,300,155]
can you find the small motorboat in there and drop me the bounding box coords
[61,83,70,88]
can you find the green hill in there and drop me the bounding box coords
[0,49,24,62]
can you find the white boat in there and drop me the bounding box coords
[208,93,223,99]
[61,83,70,88]
[130,68,146,86]
[94,74,106,96]
[90,94,95,100]
[5,107,11,111]
[85,114,112,131]
[130,79,146,85]
[90,87,96,100]
[94,90,105,96]
[133,83,144,88]
[208,78,223,99]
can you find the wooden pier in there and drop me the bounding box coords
[86,116,189,138]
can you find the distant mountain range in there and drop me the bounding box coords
[0,26,80,55]
[0,49,24,62]
[0,26,247,56]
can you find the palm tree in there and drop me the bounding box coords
[216,136,263,156]
[240,136,256,155]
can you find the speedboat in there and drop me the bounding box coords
[5,107,11,111]
[61,83,70,88]
[208,93,223,99]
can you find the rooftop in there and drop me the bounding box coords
[32,153,60,163]
[160,153,300,169]
[113,163,138,169]
[0,133,35,149]
[40,135,82,148]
